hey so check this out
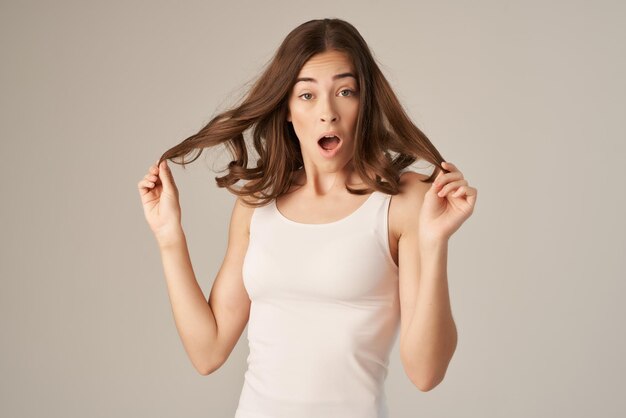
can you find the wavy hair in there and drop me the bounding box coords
[157,18,448,207]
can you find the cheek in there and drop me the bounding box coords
[289,118,312,146]
[289,102,308,122]
[338,102,359,124]
[288,108,313,137]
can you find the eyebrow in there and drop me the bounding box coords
[294,72,357,84]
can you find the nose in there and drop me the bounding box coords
[320,114,337,123]
[319,97,338,123]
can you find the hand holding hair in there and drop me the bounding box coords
[418,161,478,243]
[137,159,183,246]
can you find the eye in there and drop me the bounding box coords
[339,89,356,97]
[299,93,313,101]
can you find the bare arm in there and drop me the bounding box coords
[158,231,221,375]
[140,160,252,375]
[158,196,253,375]
[397,172,457,391]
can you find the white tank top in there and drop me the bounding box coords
[235,190,400,418]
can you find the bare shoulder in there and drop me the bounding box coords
[232,179,264,235]
[232,197,254,236]
[389,171,431,240]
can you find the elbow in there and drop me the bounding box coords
[402,352,452,392]
[407,369,444,392]
[198,364,216,376]
[401,352,440,392]
[198,362,219,376]
[197,354,225,376]
[404,351,456,392]
[403,334,458,391]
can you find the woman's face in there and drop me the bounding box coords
[287,50,360,167]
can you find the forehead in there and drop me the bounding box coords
[297,50,355,76]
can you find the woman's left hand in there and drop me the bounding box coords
[418,161,477,243]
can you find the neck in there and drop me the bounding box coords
[292,161,369,197]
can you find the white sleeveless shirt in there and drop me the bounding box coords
[234,190,400,418]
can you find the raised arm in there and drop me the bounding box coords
[138,159,252,375]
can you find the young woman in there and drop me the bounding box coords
[137,18,477,418]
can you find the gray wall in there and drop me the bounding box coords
[1,0,624,417]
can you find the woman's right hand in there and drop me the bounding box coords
[137,159,183,246]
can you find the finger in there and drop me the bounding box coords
[451,186,466,198]
[438,179,468,197]
[137,179,156,197]
[150,158,163,173]
[466,186,478,208]
[158,160,175,190]
[435,165,447,182]
[459,186,477,196]
[139,179,156,189]
[434,171,464,189]
[442,162,463,179]
[452,185,477,198]
[144,173,158,182]
[452,186,477,208]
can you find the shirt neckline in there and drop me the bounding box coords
[273,191,379,227]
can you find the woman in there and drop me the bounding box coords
[137,18,477,418]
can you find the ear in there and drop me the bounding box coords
[286,111,291,123]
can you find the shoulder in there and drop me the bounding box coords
[232,179,266,235]
[389,171,431,240]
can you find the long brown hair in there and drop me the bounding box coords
[157,18,447,207]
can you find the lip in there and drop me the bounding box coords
[317,131,343,159]
[317,130,343,142]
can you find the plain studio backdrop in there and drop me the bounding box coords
[1,1,624,417]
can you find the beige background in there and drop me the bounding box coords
[1,0,625,417]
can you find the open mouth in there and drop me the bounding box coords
[317,134,342,151]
